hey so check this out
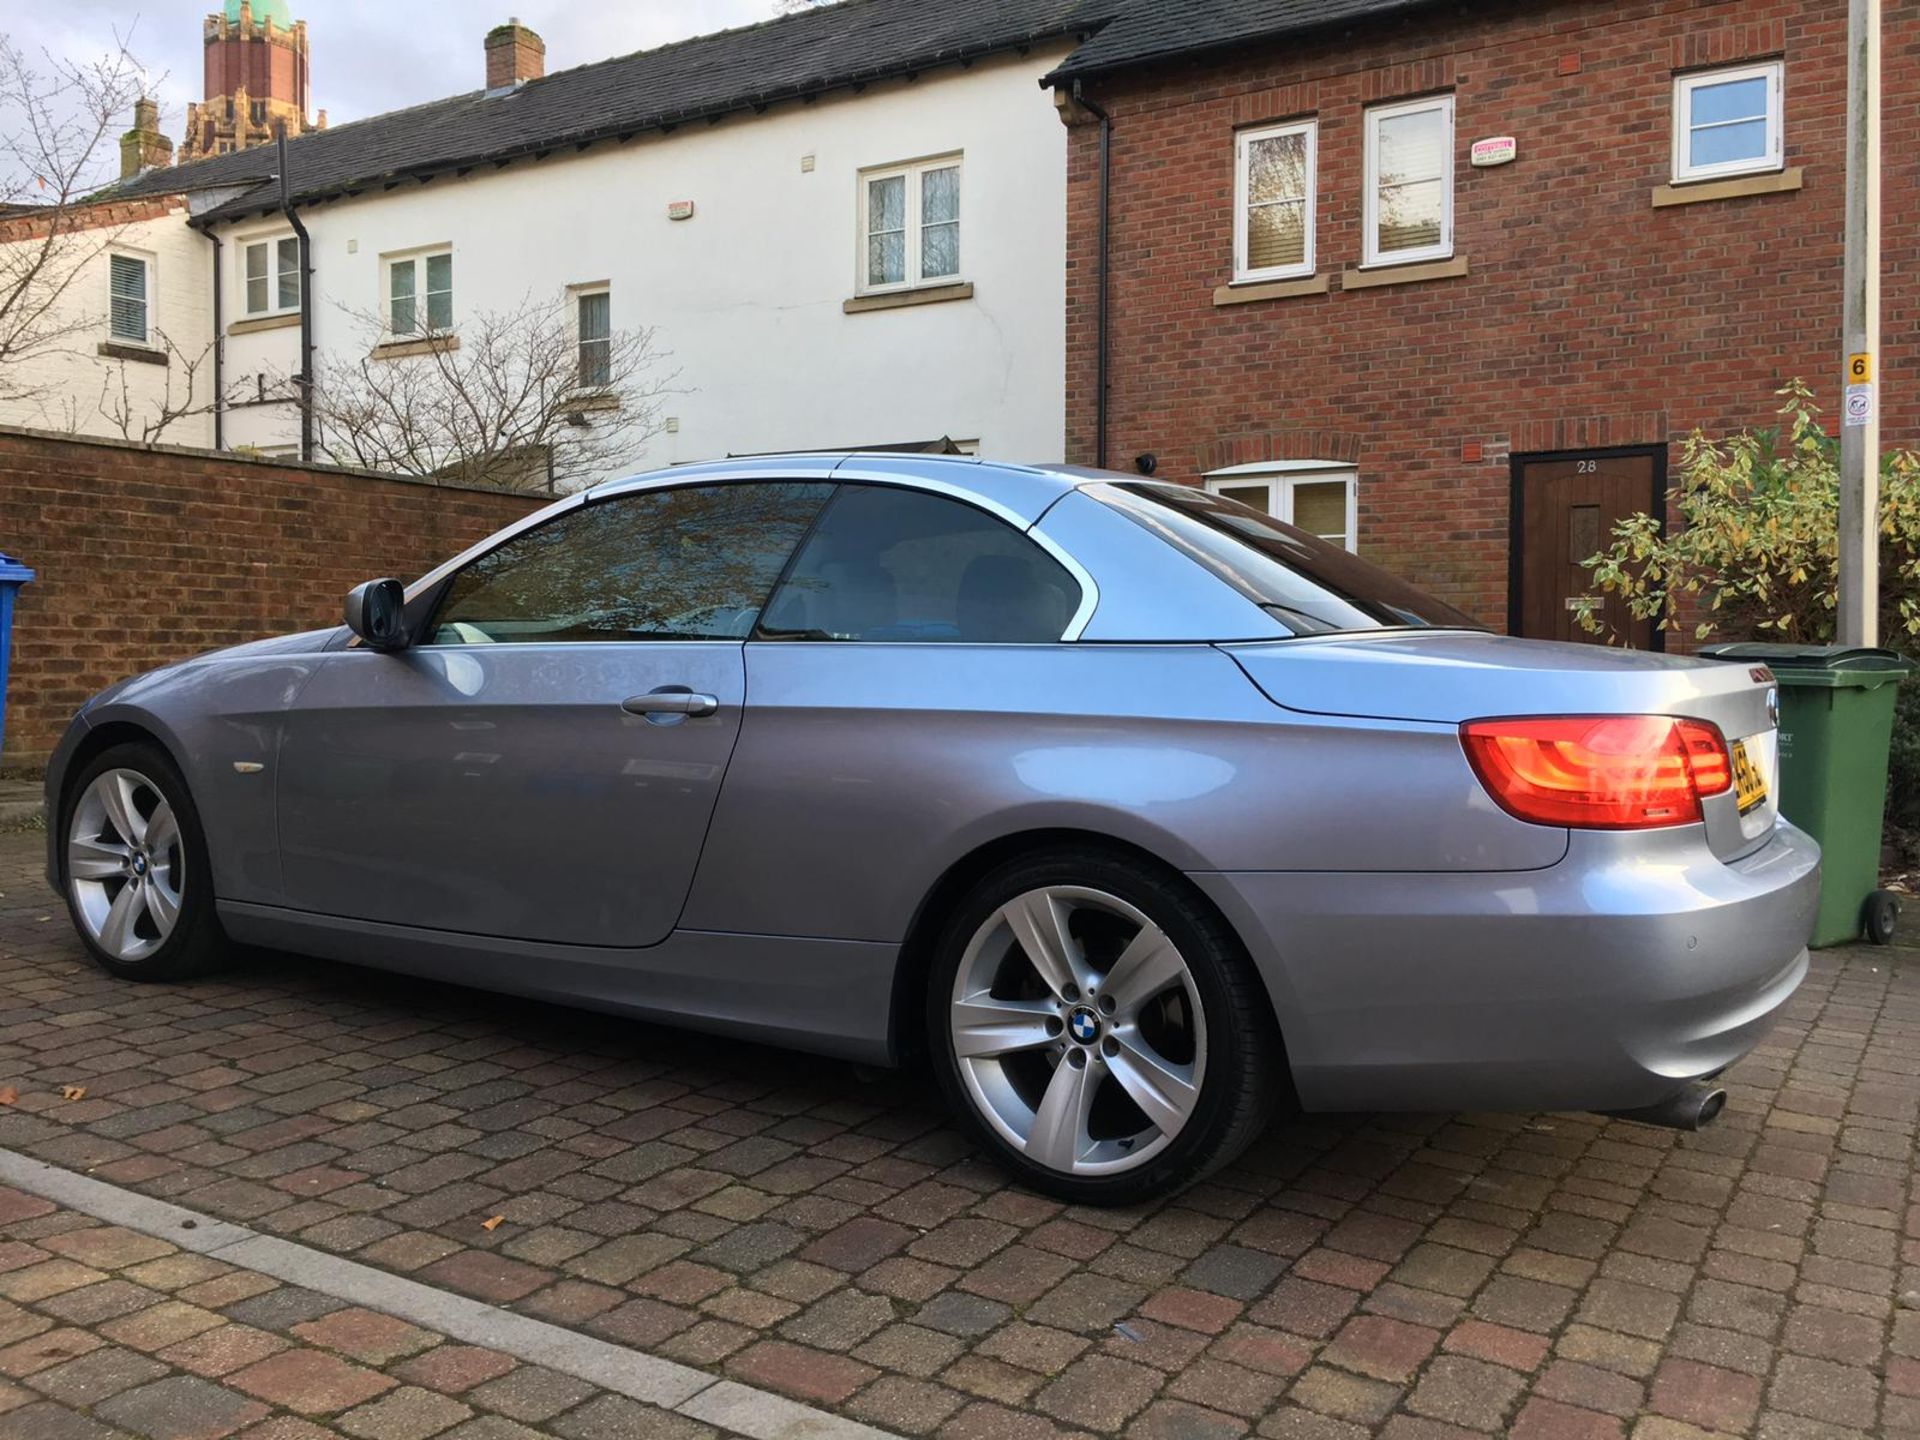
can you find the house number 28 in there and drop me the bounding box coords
[1576,460,1598,474]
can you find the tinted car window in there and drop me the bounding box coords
[759,485,1079,643]
[1093,481,1483,635]
[426,482,833,645]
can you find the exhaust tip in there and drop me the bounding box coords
[1601,1084,1727,1132]
[1694,1087,1726,1129]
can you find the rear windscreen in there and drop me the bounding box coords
[1092,481,1485,636]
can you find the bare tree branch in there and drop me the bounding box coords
[0,30,158,402]
[312,293,678,494]
[91,326,215,444]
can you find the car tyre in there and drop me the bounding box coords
[58,742,231,982]
[927,846,1280,1205]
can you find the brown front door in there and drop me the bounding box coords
[1513,451,1661,648]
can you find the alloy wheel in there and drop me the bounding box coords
[67,768,184,964]
[949,885,1207,1176]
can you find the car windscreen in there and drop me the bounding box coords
[1090,481,1485,636]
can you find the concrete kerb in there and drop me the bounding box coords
[0,1146,902,1440]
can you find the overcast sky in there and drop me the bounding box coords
[16,1,777,138]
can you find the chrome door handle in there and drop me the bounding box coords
[621,691,719,718]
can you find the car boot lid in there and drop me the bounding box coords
[1221,630,1774,738]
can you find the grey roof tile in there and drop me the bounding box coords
[1043,0,1455,83]
[115,0,1113,222]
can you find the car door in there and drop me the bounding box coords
[275,479,834,947]
[684,481,1091,942]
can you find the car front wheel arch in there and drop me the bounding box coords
[59,720,190,811]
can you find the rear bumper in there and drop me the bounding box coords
[1193,821,1819,1114]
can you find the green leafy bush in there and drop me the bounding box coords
[1890,682,1920,833]
[1576,380,1920,643]
[1578,381,1920,833]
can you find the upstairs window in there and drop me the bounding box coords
[1673,62,1784,182]
[386,248,453,336]
[1234,121,1317,282]
[576,288,610,389]
[108,253,150,344]
[242,236,300,316]
[860,156,962,293]
[1363,95,1454,266]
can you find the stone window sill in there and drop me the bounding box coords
[567,390,620,414]
[843,281,974,315]
[370,333,460,360]
[98,341,167,366]
[1652,167,1804,208]
[1214,273,1331,306]
[1341,256,1470,290]
[229,312,301,336]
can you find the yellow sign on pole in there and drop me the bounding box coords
[1850,352,1873,383]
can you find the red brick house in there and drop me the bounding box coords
[1045,0,1916,643]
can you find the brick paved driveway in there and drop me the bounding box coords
[0,1189,742,1440]
[3,829,1918,1440]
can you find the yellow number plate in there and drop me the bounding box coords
[1731,738,1768,815]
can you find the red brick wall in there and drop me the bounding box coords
[1063,0,1916,629]
[0,197,185,245]
[0,429,541,770]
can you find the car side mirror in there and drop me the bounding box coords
[345,578,411,651]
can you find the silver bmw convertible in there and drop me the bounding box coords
[46,454,1819,1202]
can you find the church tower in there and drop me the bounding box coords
[179,0,324,161]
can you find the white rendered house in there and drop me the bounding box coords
[101,1,1099,484]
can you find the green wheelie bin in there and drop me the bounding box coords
[1700,643,1915,947]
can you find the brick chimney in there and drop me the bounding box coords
[119,97,174,179]
[486,18,545,89]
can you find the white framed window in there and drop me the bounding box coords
[575,286,610,389]
[384,247,453,336]
[241,235,300,316]
[1672,61,1784,183]
[1234,120,1317,282]
[1363,95,1454,267]
[1206,463,1359,552]
[108,252,151,344]
[859,155,962,293]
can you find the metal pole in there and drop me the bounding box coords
[1071,81,1111,470]
[277,130,315,465]
[204,224,224,452]
[1838,0,1880,647]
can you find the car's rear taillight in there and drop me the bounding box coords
[1460,715,1734,830]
